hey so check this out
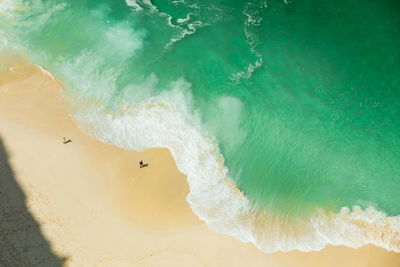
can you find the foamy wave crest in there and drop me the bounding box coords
[60,59,400,253]
[165,20,206,49]
[125,0,143,11]
[125,0,158,12]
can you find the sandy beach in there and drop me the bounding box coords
[0,59,399,266]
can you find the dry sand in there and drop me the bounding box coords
[0,60,399,266]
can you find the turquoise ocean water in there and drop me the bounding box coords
[1,0,400,252]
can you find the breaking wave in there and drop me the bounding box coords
[57,52,399,253]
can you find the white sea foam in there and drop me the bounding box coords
[125,0,143,11]
[142,0,157,10]
[230,1,264,84]
[124,0,227,49]
[166,20,206,48]
[171,0,185,5]
[177,13,191,24]
[125,0,157,12]
[124,0,226,49]
[38,66,56,81]
[125,0,190,48]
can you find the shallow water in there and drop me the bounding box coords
[1,0,400,252]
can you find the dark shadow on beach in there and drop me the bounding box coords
[0,137,66,266]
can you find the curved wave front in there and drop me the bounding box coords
[65,82,400,252]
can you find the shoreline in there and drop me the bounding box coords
[0,60,399,266]
[60,58,400,253]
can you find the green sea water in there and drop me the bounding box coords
[1,0,400,251]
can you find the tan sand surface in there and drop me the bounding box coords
[0,60,399,266]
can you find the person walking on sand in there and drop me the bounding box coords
[63,137,72,144]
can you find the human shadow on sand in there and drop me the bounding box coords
[0,137,67,266]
